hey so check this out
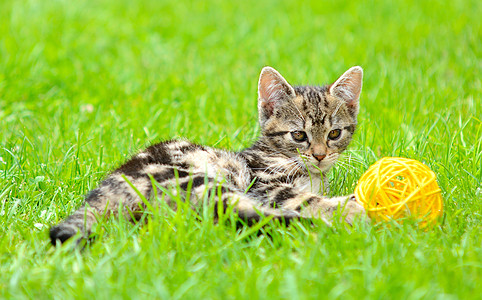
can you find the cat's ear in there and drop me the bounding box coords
[330,66,363,114]
[258,66,296,124]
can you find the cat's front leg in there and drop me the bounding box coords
[255,183,366,225]
[300,194,367,225]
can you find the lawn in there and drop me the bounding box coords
[0,0,481,299]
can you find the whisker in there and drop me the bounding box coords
[294,105,306,123]
[264,158,299,176]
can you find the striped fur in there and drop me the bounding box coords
[50,66,366,245]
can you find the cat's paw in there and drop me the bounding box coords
[305,194,367,226]
[340,194,368,226]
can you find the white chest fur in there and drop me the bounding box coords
[294,174,329,195]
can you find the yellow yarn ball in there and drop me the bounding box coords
[354,157,443,227]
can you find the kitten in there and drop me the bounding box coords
[50,66,366,245]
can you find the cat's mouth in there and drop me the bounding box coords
[298,153,338,173]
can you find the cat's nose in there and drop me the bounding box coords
[312,154,326,161]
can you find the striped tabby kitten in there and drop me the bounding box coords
[50,66,366,245]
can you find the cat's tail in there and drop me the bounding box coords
[50,173,153,246]
[49,205,98,246]
[49,188,107,246]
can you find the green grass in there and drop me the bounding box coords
[1,0,481,298]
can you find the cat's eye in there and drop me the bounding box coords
[291,131,308,142]
[328,129,342,140]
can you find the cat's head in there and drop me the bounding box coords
[257,66,363,173]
